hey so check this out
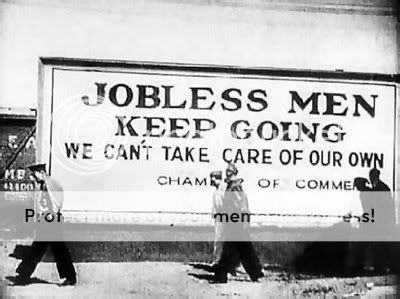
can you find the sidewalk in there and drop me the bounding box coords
[0,241,397,298]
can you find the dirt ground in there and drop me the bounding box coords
[0,241,397,298]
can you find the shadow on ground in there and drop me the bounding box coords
[5,275,57,285]
[7,241,400,279]
[293,242,400,277]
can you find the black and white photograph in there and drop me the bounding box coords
[0,0,399,297]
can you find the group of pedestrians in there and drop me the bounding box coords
[9,162,396,286]
[13,161,263,287]
[211,165,396,281]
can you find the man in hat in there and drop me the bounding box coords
[210,170,225,264]
[13,163,77,286]
[369,168,395,228]
[369,168,389,191]
[213,162,263,283]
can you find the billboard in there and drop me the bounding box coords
[38,59,397,227]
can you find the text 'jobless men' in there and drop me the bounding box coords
[80,82,377,143]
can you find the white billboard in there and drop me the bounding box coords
[38,59,397,227]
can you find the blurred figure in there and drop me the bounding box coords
[210,170,225,264]
[213,162,263,283]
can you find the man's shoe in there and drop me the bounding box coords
[210,263,218,272]
[250,271,264,282]
[13,275,30,286]
[59,278,76,286]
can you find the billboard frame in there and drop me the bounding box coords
[37,57,400,225]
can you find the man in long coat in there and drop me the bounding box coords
[213,163,263,283]
[14,163,77,286]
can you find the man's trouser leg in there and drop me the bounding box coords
[237,242,263,281]
[213,221,223,263]
[215,242,239,282]
[51,242,76,280]
[16,241,48,279]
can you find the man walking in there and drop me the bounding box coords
[210,170,225,264]
[213,163,263,283]
[14,163,77,286]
